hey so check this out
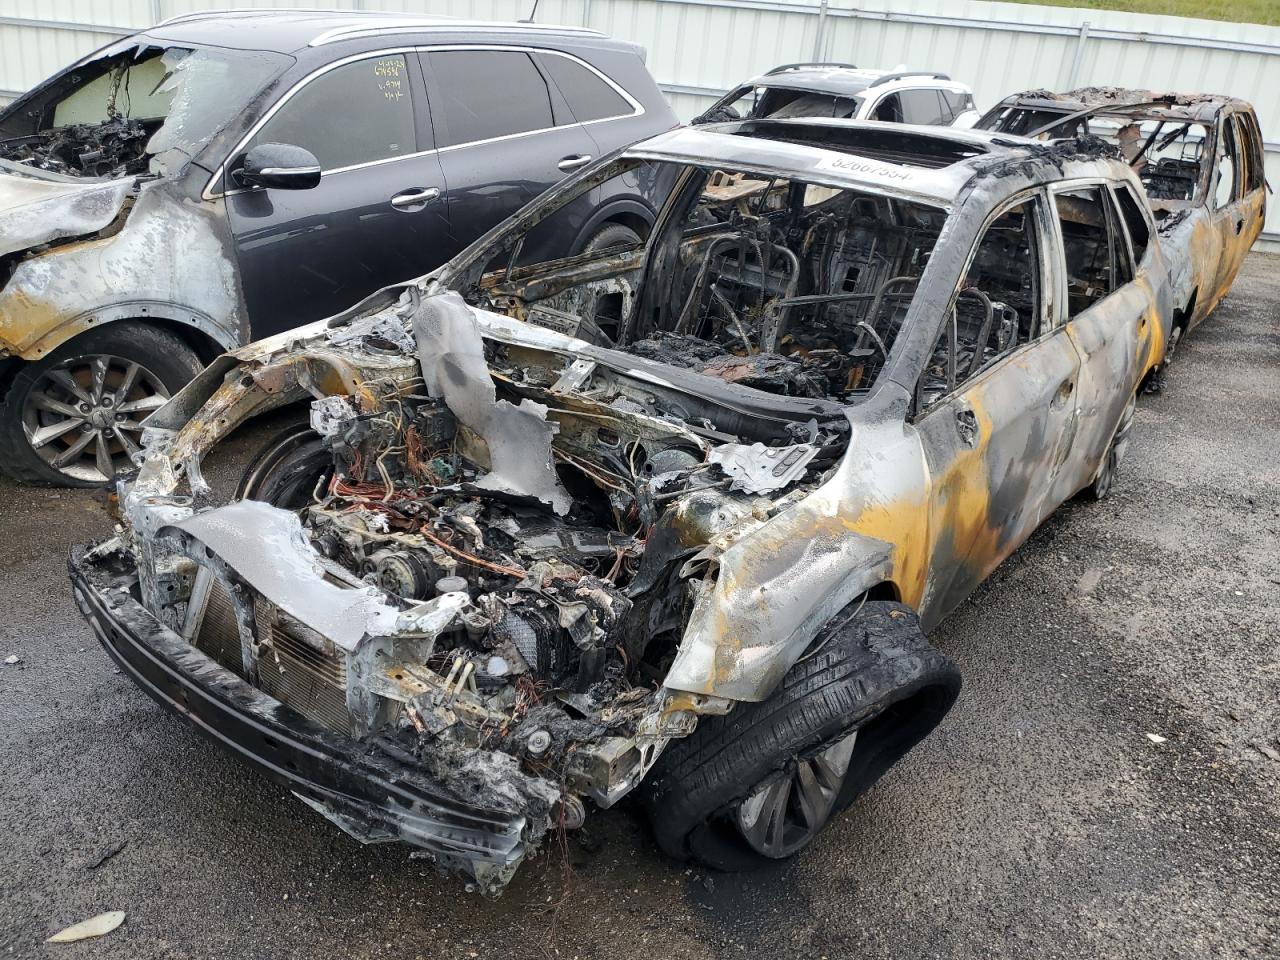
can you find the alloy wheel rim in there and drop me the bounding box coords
[21,354,169,482]
[734,729,859,859]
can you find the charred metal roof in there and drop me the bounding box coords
[144,9,605,55]
[989,86,1251,125]
[625,119,1123,205]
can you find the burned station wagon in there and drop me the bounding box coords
[71,120,1169,894]
[977,87,1265,372]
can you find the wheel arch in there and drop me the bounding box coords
[16,301,240,365]
[571,200,655,254]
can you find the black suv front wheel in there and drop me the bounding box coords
[0,323,201,486]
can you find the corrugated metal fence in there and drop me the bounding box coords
[2,0,1278,247]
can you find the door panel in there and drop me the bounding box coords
[912,193,1081,628]
[421,48,598,252]
[227,53,452,336]
[1050,185,1155,494]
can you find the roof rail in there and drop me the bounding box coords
[868,71,952,88]
[157,7,385,27]
[764,61,858,76]
[309,18,605,46]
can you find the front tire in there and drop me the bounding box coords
[0,323,201,487]
[644,601,961,871]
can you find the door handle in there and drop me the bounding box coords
[1051,378,1075,409]
[390,187,440,211]
[557,154,592,172]
[1236,218,1244,234]
[954,407,979,447]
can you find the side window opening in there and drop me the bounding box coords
[1235,114,1264,194]
[539,54,631,124]
[1055,187,1119,317]
[872,93,903,123]
[1113,183,1151,267]
[1214,116,1239,209]
[427,50,555,147]
[249,55,416,171]
[899,88,947,125]
[916,197,1042,411]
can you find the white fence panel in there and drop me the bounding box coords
[0,0,1277,247]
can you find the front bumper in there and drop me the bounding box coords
[68,546,531,895]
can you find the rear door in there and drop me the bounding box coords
[226,52,451,336]
[420,47,599,252]
[913,191,1081,626]
[1051,183,1157,494]
[1209,112,1251,303]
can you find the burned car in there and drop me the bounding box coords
[0,11,675,486]
[71,119,1169,894]
[977,88,1266,370]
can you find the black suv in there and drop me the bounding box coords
[0,10,676,485]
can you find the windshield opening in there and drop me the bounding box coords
[450,156,946,403]
[0,41,290,179]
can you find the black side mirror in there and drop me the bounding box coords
[235,143,321,190]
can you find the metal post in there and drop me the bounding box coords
[150,0,162,26]
[1066,20,1091,89]
[812,0,829,60]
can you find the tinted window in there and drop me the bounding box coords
[251,55,416,171]
[428,50,554,147]
[540,54,631,122]
[1056,187,1122,316]
[755,89,862,119]
[1114,184,1151,266]
[871,93,902,123]
[900,88,947,125]
[942,90,973,119]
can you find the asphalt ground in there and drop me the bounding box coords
[1,253,1277,960]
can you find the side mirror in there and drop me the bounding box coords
[234,143,321,190]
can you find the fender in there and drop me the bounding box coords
[14,300,241,362]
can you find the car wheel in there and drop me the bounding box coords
[1163,323,1184,368]
[644,601,961,871]
[236,420,332,509]
[1088,390,1137,501]
[581,222,643,255]
[0,323,201,487]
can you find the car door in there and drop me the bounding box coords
[912,192,1081,627]
[1050,183,1157,496]
[1208,112,1251,303]
[225,51,451,337]
[420,47,599,252]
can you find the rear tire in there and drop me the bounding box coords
[644,601,961,871]
[581,222,642,255]
[1088,391,1137,501]
[0,323,201,487]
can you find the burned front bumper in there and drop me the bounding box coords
[68,545,532,895]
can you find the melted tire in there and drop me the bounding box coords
[644,601,961,871]
[236,420,332,509]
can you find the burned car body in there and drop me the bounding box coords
[977,88,1266,367]
[71,119,1169,894]
[0,11,675,486]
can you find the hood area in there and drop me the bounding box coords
[0,172,132,260]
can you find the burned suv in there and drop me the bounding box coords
[71,120,1168,894]
[977,88,1266,370]
[0,10,674,486]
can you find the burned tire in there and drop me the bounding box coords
[0,323,201,487]
[644,601,960,871]
[1087,390,1137,502]
[236,420,331,509]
